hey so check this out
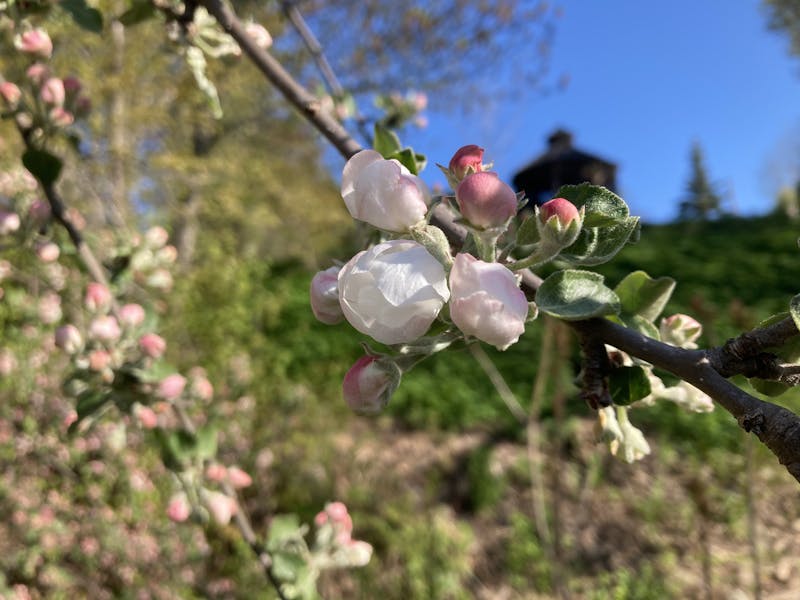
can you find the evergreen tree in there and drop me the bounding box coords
[678,142,724,221]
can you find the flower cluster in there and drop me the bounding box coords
[311,145,587,414]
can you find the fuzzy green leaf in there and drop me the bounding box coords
[516,214,541,245]
[615,271,676,322]
[60,0,103,33]
[559,216,640,266]
[609,366,652,405]
[373,123,402,158]
[537,270,621,321]
[556,183,629,227]
[791,294,800,332]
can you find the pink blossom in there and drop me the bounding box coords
[144,226,169,249]
[85,282,112,312]
[156,245,178,264]
[118,303,146,328]
[227,466,253,489]
[88,315,121,342]
[342,356,400,415]
[455,172,517,229]
[191,375,214,401]
[158,374,186,400]
[448,145,484,182]
[138,332,166,358]
[660,313,703,349]
[449,253,528,350]
[205,463,228,482]
[49,107,74,127]
[134,404,158,429]
[540,197,580,227]
[204,490,237,525]
[55,324,82,354]
[38,292,62,324]
[35,241,60,263]
[166,493,191,523]
[15,29,53,59]
[310,266,343,324]
[0,82,21,107]
[40,78,65,106]
[0,211,20,235]
[88,349,111,372]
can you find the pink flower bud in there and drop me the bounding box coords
[88,315,121,342]
[62,76,81,95]
[227,466,252,489]
[118,303,145,328]
[245,22,272,49]
[158,374,186,400]
[55,325,82,354]
[0,211,21,235]
[38,292,62,324]
[455,172,517,229]
[342,356,401,414]
[40,78,65,106]
[88,349,111,372]
[35,241,60,263]
[166,492,191,523]
[25,63,49,86]
[138,332,166,358]
[15,29,53,59]
[0,82,21,107]
[85,282,112,312]
[28,199,51,222]
[144,226,169,249]
[342,539,373,567]
[539,197,580,227]
[49,107,74,128]
[310,266,343,324]
[204,490,237,525]
[205,463,228,482]
[448,144,485,182]
[191,375,214,401]
[660,313,702,349]
[134,404,158,429]
[449,253,528,350]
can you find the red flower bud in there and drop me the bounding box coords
[539,197,580,227]
[448,145,484,182]
[455,172,517,229]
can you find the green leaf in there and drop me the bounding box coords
[536,270,621,321]
[74,389,111,422]
[195,424,218,460]
[390,148,420,175]
[611,314,660,339]
[118,0,156,26]
[271,550,306,583]
[373,123,402,158]
[614,271,676,322]
[267,514,302,547]
[60,0,103,32]
[790,294,800,332]
[609,366,652,405]
[748,377,790,397]
[556,183,629,227]
[516,214,541,246]
[559,216,640,266]
[22,149,63,186]
[154,428,197,471]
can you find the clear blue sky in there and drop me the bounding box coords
[403,0,800,223]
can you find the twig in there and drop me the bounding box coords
[468,343,526,423]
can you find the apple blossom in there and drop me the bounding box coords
[134,404,158,429]
[166,493,191,523]
[25,63,49,85]
[190,373,214,401]
[342,356,401,415]
[40,78,65,106]
[245,22,272,49]
[455,172,517,229]
[88,349,112,372]
[227,466,253,489]
[341,150,430,232]
[341,540,373,567]
[660,313,702,349]
[338,240,449,345]
[310,266,343,324]
[49,107,74,128]
[540,197,580,228]
[38,292,62,324]
[119,303,146,328]
[158,374,186,400]
[144,226,169,249]
[449,253,528,350]
[88,315,121,342]
[36,242,60,263]
[203,490,237,525]
[139,333,166,358]
[15,29,53,59]
[448,144,484,182]
[55,325,82,354]
[0,82,21,107]
[0,211,21,235]
[85,282,112,312]
[205,463,228,482]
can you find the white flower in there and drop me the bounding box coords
[449,253,528,350]
[341,150,430,232]
[599,406,651,463]
[338,240,449,345]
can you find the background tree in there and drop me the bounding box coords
[678,141,725,221]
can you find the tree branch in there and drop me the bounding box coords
[199,0,800,483]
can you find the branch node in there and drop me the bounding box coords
[739,410,766,436]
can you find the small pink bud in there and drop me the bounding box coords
[204,490,237,525]
[25,63,49,86]
[191,375,214,401]
[55,324,82,354]
[144,226,169,249]
[40,78,65,106]
[88,315,121,342]
[245,22,272,49]
[62,76,81,95]
[227,466,252,489]
[310,266,343,324]
[158,374,186,400]
[0,211,21,235]
[455,172,517,229]
[15,29,53,59]
[49,107,74,128]
[205,463,228,482]
[28,199,51,222]
[539,197,580,227]
[38,292,62,324]
[85,282,112,312]
[36,241,60,263]
[134,404,158,429]
[660,314,702,349]
[342,356,401,414]
[138,332,166,358]
[118,303,145,328]
[88,349,111,372]
[167,493,191,523]
[448,145,484,182]
[0,82,21,107]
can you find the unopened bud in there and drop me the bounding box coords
[455,172,517,229]
[0,82,21,108]
[158,374,186,400]
[139,333,166,358]
[342,356,401,415]
[448,144,485,182]
[55,324,82,354]
[310,266,343,325]
[15,29,53,59]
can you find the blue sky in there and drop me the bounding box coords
[403,0,800,223]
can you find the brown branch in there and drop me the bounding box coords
[198,0,800,483]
